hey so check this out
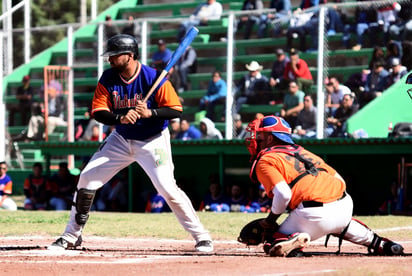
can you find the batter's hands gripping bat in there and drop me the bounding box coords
[142,27,199,103]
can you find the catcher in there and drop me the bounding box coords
[238,115,404,257]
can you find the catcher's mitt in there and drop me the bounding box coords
[237,218,278,246]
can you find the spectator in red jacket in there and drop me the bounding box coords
[283,49,313,94]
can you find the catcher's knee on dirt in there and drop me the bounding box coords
[75,188,96,226]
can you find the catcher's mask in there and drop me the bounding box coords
[245,115,294,157]
[102,34,139,59]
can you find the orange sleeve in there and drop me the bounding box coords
[91,82,113,114]
[3,181,12,194]
[154,80,183,112]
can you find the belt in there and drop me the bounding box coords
[301,192,347,208]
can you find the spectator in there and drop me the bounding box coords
[286,10,315,53]
[199,117,223,140]
[175,119,202,140]
[177,0,223,42]
[236,0,264,40]
[145,192,171,213]
[384,57,408,89]
[327,93,359,137]
[12,102,44,142]
[292,94,317,139]
[7,75,34,127]
[46,84,67,136]
[280,81,305,129]
[199,174,230,212]
[360,60,389,107]
[175,46,197,93]
[169,118,181,139]
[235,61,271,113]
[48,162,77,211]
[256,184,271,213]
[151,40,173,72]
[233,113,247,139]
[95,169,129,212]
[283,49,313,95]
[269,48,290,98]
[368,46,385,70]
[384,40,402,70]
[104,15,120,41]
[376,2,401,45]
[324,76,351,116]
[0,161,17,211]
[122,15,141,42]
[199,71,227,121]
[258,0,292,38]
[342,0,377,50]
[389,1,412,42]
[23,162,50,210]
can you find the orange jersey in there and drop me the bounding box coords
[255,146,346,210]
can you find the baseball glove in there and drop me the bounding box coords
[237,218,279,246]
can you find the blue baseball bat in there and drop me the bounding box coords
[143,27,199,102]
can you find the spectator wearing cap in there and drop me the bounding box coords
[384,57,408,89]
[151,40,173,71]
[199,71,227,121]
[327,93,359,138]
[233,114,247,139]
[104,15,120,41]
[269,48,290,99]
[8,75,34,126]
[292,94,317,139]
[234,61,271,113]
[283,49,313,95]
[324,76,351,117]
[360,60,389,108]
[176,0,223,42]
[280,81,305,129]
[169,118,181,139]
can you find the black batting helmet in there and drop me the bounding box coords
[102,34,139,59]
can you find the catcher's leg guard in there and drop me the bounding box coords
[342,218,404,256]
[75,188,96,226]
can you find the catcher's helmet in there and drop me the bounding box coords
[102,34,139,58]
[261,115,294,144]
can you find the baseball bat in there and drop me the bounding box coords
[143,27,199,103]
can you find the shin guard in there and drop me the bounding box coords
[75,189,96,226]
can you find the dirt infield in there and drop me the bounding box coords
[0,236,411,275]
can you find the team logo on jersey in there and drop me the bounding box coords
[112,91,143,109]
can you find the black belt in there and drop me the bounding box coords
[301,192,347,208]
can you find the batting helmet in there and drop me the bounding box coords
[102,34,139,59]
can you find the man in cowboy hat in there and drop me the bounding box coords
[235,61,271,113]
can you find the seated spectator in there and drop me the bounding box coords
[376,2,401,45]
[286,10,315,53]
[175,46,197,93]
[169,118,181,139]
[151,39,173,72]
[359,60,389,108]
[235,61,271,113]
[327,93,359,138]
[7,75,34,127]
[280,81,305,129]
[236,0,264,39]
[342,0,377,50]
[23,162,50,210]
[46,84,67,137]
[269,48,290,99]
[199,71,227,121]
[227,183,249,212]
[199,117,223,140]
[48,162,76,211]
[283,49,313,95]
[258,0,292,38]
[389,1,412,42]
[199,175,229,212]
[292,94,317,139]
[175,119,201,140]
[324,76,351,116]
[12,102,44,142]
[384,40,402,70]
[384,57,408,89]
[176,0,223,42]
[122,15,141,42]
[368,46,385,70]
[0,161,17,211]
[233,114,247,139]
[145,192,171,213]
[104,15,120,41]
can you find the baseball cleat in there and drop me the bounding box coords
[269,232,310,257]
[195,240,214,253]
[48,236,82,251]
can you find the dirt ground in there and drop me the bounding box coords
[0,236,411,276]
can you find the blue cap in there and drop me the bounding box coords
[261,116,294,144]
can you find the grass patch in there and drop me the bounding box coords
[0,210,411,241]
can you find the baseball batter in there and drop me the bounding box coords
[48,34,213,252]
[243,115,404,257]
